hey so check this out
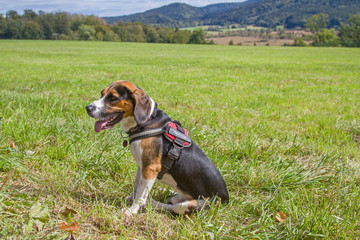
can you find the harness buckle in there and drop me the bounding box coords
[167,142,182,160]
[173,138,184,148]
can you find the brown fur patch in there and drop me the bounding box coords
[115,80,139,92]
[140,137,162,180]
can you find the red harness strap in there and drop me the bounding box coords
[164,122,190,146]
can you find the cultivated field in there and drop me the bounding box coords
[206,36,296,46]
[0,40,360,239]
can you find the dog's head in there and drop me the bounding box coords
[86,81,152,132]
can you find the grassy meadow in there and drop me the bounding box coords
[0,40,360,239]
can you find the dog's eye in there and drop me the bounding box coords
[109,96,119,102]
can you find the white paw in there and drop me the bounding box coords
[122,207,136,217]
[122,203,141,217]
[123,208,133,217]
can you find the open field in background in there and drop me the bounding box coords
[0,40,360,239]
[180,25,268,33]
[206,36,296,46]
[182,25,312,46]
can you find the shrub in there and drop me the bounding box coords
[78,24,96,40]
[312,29,339,47]
[59,33,71,40]
[339,14,360,47]
[104,31,119,41]
[293,37,307,46]
[188,28,206,44]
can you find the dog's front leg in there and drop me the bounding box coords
[124,138,162,217]
[126,167,141,205]
[124,174,156,216]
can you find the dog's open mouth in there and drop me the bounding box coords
[94,112,123,133]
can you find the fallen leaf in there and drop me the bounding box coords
[59,221,81,232]
[9,140,16,149]
[59,221,68,229]
[61,207,78,218]
[24,221,33,234]
[275,211,287,222]
[29,202,50,223]
[27,202,50,231]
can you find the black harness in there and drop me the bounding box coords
[127,109,192,180]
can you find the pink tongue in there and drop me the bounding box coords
[95,120,109,133]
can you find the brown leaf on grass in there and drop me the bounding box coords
[59,221,81,232]
[9,140,16,149]
[63,234,75,240]
[61,207,78,218]
[275,211,287,222]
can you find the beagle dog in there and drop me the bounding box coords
[86,80,229,216]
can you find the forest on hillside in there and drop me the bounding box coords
[0,10,206,44]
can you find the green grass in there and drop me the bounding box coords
[0,40,360,239]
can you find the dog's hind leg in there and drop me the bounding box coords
[151,199,206,215]
[165,193,192,205]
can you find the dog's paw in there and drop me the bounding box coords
[122,208,134,218]
[122,207,137,218]
[122,205,139,217]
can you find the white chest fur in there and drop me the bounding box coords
[130,140,142,167]
[121,116,137,133]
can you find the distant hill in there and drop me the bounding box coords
[102,2,244,27]
[208,0,360,29]
[102,0,360,29]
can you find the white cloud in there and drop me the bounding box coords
[0,0,244,17]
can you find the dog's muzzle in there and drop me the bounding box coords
[86,104,124,132]
[86,104,96,117]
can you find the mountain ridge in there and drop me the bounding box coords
[102,0,360,29]
[102,2,245,27]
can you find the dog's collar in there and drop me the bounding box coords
[126,103,158,135]
[128,123,168,144]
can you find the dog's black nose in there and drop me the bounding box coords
[86,105,96,114]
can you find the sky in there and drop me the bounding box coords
[0,0,244,17]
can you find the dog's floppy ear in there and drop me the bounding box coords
[132,89,151,126]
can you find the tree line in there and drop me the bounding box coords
[291,13,360,47]
[0,10,207,44]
